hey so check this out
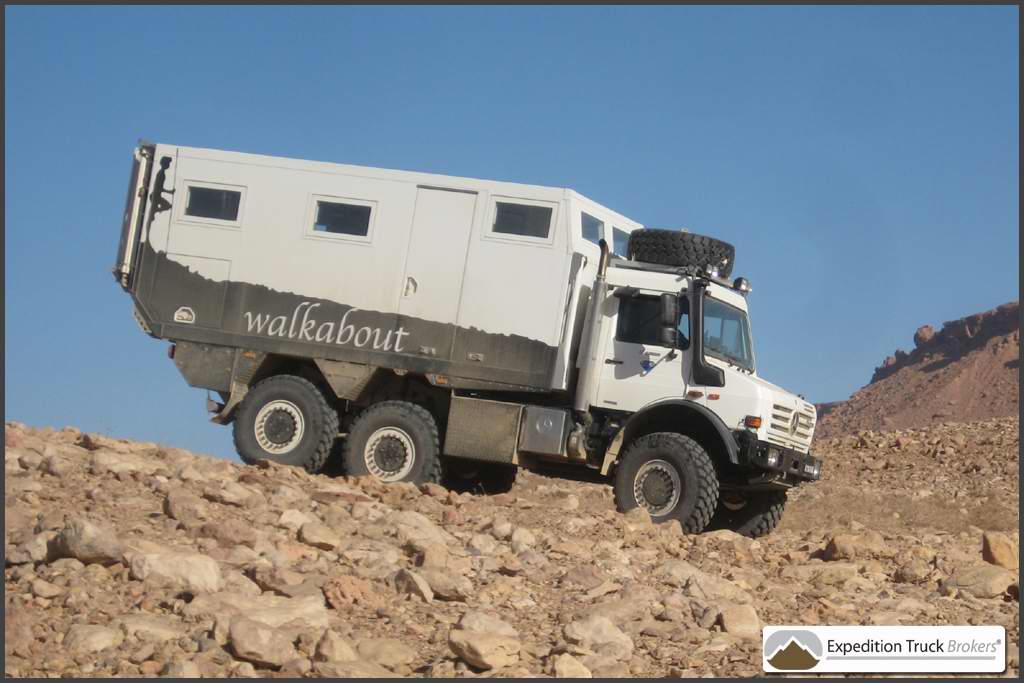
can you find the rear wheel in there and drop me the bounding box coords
[232,375,338,473]
[709,490,787,538]
[342,401,442,484]
[613,432,719,533]
[442,459,517,495]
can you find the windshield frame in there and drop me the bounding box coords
[702,295,756,373]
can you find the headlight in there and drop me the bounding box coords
[765,448,780,467]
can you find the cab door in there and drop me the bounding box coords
[594,292,690,412]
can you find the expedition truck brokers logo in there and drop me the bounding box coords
[762,625,1006,673]
[243,302,409,352]
[764,630,821,670]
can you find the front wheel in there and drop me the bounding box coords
[708,490,787,538]
[342,401,442,484]
[613,432,719,533]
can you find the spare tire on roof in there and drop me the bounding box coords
[627,229,735,278]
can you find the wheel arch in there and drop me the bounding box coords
[600,400,739,476]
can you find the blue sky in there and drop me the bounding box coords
[5,6,1018,460]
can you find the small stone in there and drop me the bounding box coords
[31,579,63,599]
[510,527,536,553]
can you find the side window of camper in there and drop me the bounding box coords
[582,212,604,246]
[314,200,372,237]
[179,182,246,226]
[306,195,376,243]
[491,201,553,240]
[612,227,631,257]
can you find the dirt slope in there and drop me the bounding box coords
[4,420,1019,678]
[817,302,1019,438]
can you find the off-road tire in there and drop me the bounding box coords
[709,490,787,538]
[613,432,719,533]
[442,459,517,495]
[233,375,338,473]
[627,229,736,278]
[343,401,442,485]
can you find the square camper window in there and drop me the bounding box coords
[185,186,241,221]
[582,212,604,246]
[492,201,552,239]
[612,227,631,257]
[314,200,372,237]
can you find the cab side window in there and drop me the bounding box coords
[615,295,690,348]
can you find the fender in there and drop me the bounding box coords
[599,399,740,475]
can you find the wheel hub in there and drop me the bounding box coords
[363,427,416,482]
[633,459,682,517]
[253,400,305,455]
[263,410,297,445]
[372,436,407,473]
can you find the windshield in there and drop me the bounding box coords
[703,297,754,371]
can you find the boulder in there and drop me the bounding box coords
[298,522,341,550]
[982,532,1019,571]
[551,653,592,678]
[64,624,124,654]
[355,638,416,671]
[941,565,1016,599]
[457,611,519,638]
[315,630,359,663]
[420,569,473,601]
[129,552,224,593]
[448,629,520,670]
[392,568,433,602]
[564,615,633,661]
[229,616,298,669]
[717,604,760,640]
[184,591,329,631]
[51,519,124,565]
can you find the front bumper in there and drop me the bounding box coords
[735,430,822,484]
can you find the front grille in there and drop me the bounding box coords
[767,402,816,452]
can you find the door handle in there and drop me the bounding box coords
[605,358,623,365]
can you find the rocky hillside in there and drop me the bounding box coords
[4,419,1020,678]
[817,302,1019,438]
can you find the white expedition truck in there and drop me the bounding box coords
[114,141,821,536]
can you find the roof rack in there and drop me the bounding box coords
[609,257,741,291]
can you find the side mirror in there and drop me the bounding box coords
[660,293,679,347]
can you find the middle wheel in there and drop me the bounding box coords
[342,401,442,484]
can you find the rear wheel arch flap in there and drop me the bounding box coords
[604,401,739,474]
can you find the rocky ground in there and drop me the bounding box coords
[817,301,1019,437]
[4,418,1020,678]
